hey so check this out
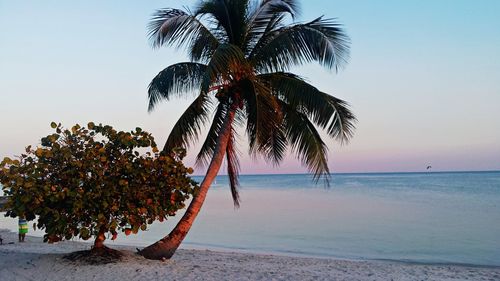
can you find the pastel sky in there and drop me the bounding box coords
[1,0,499,174]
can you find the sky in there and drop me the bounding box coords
[1,0,499,174]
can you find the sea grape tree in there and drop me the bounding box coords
[0,122,197,249]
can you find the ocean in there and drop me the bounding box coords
[1,171,499,266]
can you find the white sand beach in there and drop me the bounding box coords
[0,229,499,281]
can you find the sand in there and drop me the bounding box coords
[0,229,499,281]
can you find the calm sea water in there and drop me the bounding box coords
[1,171,500,266]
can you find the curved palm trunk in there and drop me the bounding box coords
[139,108,236,260]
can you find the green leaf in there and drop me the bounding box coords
[79,228,90,239]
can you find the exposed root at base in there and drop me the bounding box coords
[64,246,124,265]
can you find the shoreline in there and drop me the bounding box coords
[1,229,499,281]
[3,226,497,268]
[179,241,500,269]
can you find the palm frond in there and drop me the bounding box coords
[246,0,300,38]
[244,0,300,57]
[195,0,250,46]
[200,43,251,93]
[325,95,357,144]
[196,102,229,167]
[225,127,241,207]
[250,17,350,73]
[258,72,356,143]
[281,101,330,181]
[148,8,219,61]
[244,11,285,56]
[247,0,299,33]
[242,79,286,165]
[163,94,212,152]
[240,79,258,152]
[259,0,300,18]
[148,63,207,112]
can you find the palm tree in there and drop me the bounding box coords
[139,0,356,260]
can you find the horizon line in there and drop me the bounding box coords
[193,169,500,177]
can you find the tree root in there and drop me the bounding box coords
[64,246,124,265]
